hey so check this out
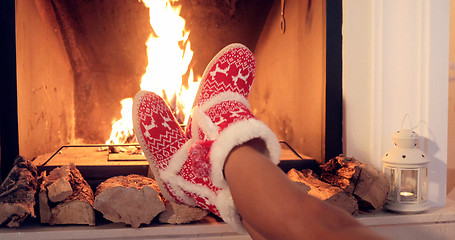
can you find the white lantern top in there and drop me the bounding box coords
[393,129,418,148]
[382,129,430,165]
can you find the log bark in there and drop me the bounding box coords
[40,163,95,226]
[159,200,209,224]
[94,174,165,228]
[287,168,359,215]
[320,155,389,210]
[0,156,38,227]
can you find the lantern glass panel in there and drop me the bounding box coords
[421,167,428,202]
[384,167,397,201]
[400,169,418,202]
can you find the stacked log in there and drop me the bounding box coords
[0,156,38,227]
[320,155,390,210]
[159,200,209,224]
[288,155,389,214]
[1,160,209,228]
[39,163,95,226]
[94,174,208,227]
[94,174,165,228]
[287,168,358,215]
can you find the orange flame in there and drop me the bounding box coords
[105,0,199,145]
[105,98,134,144]
[140,0,200,124]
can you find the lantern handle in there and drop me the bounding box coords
[401,113,413,130]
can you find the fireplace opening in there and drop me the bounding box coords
[0,0,341,182]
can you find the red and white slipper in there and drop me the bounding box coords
[185,43,256,140]
[133,91,247,232]
[132,91,190,204]
[134,44,281,233]
[182,43,281,229]
[184,43,281,173]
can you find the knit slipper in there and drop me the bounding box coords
[185,43,256,140]
[133,90,246,233]
[133,90,191,204]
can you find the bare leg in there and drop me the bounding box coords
[224,142,387,240]
[242,219,267,240]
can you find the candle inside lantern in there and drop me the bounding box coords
[399,190,417,202]
[400,191,415,197]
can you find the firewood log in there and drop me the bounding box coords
[94,174,165,228]
[159,200,209,224]
[38,172,52,223]
[50,200,95,225]
[287,168,359,215]
[0,156,38,227]
[40,163,95,226]
[47,173,73,202]
[320,155,389,210]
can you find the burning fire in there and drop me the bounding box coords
[105,98,134,145]
[105,0,200,145]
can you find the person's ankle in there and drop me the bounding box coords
[244,138,267,155]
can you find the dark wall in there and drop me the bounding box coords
[0,0,19,180]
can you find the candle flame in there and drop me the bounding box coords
[400,191,415,197]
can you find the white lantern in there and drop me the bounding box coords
[382,129,430,213]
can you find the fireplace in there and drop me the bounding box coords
[1,1,453,238]
[0,0,342,181]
